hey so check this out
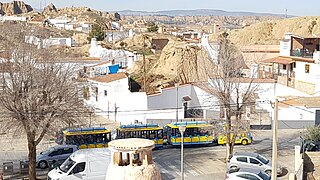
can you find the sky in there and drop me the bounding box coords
[3,0,320,16]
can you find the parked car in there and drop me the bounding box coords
[227,152,282,176]
[226,168,272,180]
[36,145,78,169]
[47,148,111,180]
[301,140,320,152]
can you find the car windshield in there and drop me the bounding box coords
[59,158,76,173]
[258,171,271,180]
[40,147,55,155]
[257,154,269,164]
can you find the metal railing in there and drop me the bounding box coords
[290,49,314,58]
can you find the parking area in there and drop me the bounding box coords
[0,129,302,179]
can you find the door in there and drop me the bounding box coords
[249,158,264,171]
[315,110,320,125]
[66,162,87,180]
[48,148,63,162]
[235,156,249,169]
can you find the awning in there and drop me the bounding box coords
[262,56,294,65]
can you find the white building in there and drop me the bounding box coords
[85,72,148,125]
[259,33,320,128]
[0,16,27,22]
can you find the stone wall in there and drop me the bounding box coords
[295,80,315,95]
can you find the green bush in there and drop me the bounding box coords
[88,24,105,41]
[303,125,320,141]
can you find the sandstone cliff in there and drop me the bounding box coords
[0,1,33,15]
[229,16,320,46]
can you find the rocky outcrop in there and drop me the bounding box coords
[0,1,33,15]
[42,3,57,14]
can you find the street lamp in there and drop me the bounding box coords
[178,125,186,180]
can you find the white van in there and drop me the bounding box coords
[47,148,111,180]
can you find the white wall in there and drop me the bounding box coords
[0,16,27,21]
[280,40,291,56]
[278,106,315,124]
[86,77,148,125]
[295,61,320,85]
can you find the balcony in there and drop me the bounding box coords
[290,49,314,58]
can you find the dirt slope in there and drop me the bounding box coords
[229,16,320,46]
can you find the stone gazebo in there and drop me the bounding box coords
[106,138,161,180]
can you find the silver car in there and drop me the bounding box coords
[226,168,272,180]
[227,152,282,176]
[36,145,78,169]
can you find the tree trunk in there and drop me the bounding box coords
[27,136,37,180]
[225,118,232,162]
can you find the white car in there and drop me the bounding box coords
[227,152,282,176]
[225,168,271,180]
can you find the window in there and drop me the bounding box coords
[237,174,260,180]
[305,64,310,73]
[62,148,73,154]
[72,162,85,174]
[282,64,286,70]
[49,149,63,156]
[104,90,107,96]
[149,130,155,139]
[236,157,247,163]
[249,158,260,165]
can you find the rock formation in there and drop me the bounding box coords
[42,3,57,14]
[0,1,33,15]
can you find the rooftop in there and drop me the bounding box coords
[89,72,127,83]
[279,96,320,108]
[262,56,314,64]
[108,138,155,151]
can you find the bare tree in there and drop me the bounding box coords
[0,23,87,180]
[198,32,260,162]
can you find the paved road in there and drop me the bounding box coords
[0,129,302,180]
[153,129,302,180]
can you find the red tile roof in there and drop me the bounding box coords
[262,56,314,64]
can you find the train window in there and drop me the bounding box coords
[96,134,103,143]
[149,131,155,139]
[158,130,163,139]
[146,131,150,139]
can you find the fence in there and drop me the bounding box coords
[289,146,304,180]
[1,161,49,179]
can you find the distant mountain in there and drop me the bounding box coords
[117,9,292,17]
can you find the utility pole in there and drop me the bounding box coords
[114,103,118,122]
[176,83,179,122]
[271,98,278,180]
[178,126,186,180]
[143,35,146,92]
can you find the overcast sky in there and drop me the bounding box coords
[4,0,320,16]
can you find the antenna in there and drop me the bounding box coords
[285,8,288,18]
[39,0,42,12]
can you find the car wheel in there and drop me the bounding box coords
[230,166,238,170]
[39,160,48,169]
[265,170,272,176]
[241,139,248,145]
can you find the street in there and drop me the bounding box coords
[0,129,302,180]
[153,129,302,180]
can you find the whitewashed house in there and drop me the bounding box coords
[146,83,220,126]
[85,72,148,125]
[259,33,320,128]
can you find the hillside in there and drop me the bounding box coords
[0,1,33,15]
[229,16,320,46]
[117,9,290,17]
